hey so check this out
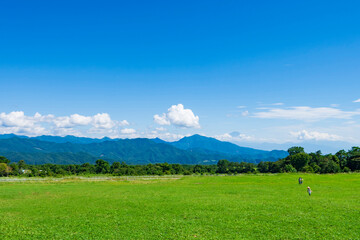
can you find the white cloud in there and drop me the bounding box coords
[155,127,167,132]
[51,113,116,129]
[290,130,344,141]
[0,126,48,136]
[153,113,170,125]
[92,113,116,129]
[120,128,136,134]
[353,99,360,103]
[119,120,130,126]
[53,116,73,128]
[0,111,129,137]
[154,104,200,128]
[253,106,360,121]
[0,112,57,136]
[0,111,36,128]
[70,114,93,125]
[272,103,284,106]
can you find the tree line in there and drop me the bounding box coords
[0,146,359,177]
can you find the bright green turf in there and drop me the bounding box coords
[1,174,359,239]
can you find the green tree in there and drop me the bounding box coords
[310,162,321,173]
[349,147,360,155]
[268,162,281,173]
[321,160,340,173]
[335,150,348,169]
[79,163,94,174]
[160,162,171,173]
[287,147,305,156]
[347,147,360,171]
[242,162,256,173]
[17,160,27,170]
[0,156,10,164]
[257,161,269,173]
[193,164,204,174]
[95,159,110,174]
[289,153,310,171]
[284,164,297,173]
[309,151,322,165]
[347,156,360,171]
[0,163,11,176]
[217,159,230,173]
[301,165,314,173]
[110,162,121,174]
[171,164,184,174]
[9,163,19,175]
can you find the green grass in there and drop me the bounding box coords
[1,174,359,239]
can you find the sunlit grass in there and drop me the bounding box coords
[1,174,359,239]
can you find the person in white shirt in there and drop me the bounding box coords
[307,186,312,196]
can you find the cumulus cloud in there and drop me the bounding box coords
[119,120,130,126]
[153,113,171,125]
[353,99,360,103]
[253,106,360,121]
[0,125,48,136]
[120,128,136,134]
[0,111,37,128]
[92,113,116,129]
[70,114,93,125]
[53,116,73,128]
[290,130,344,141]
[154,104,200,128]
[0,111,130,137]
[53,114,92,128]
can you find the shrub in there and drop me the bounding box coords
[284,164,297,173]
[301,165,314,173]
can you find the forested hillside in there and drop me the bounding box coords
[0,134,287,165]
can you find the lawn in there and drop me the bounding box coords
[0,174,359,239]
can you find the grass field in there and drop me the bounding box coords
[1,174,359,239]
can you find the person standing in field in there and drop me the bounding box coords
[298,177,303,184]
[307,186,312,196]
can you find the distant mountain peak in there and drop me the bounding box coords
[184,134,207,138]
[150,137,168,144]
[172,134,280,155]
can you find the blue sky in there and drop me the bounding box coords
[0,1,360,152]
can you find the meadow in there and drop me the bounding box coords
[1,174,359,239]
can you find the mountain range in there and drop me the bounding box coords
[0,134,288,165]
